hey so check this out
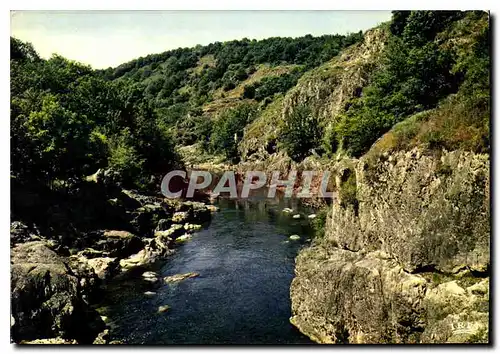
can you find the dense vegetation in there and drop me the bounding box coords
[98,32,362,155]
[11,10,490,191]
[269,10,489,161]
[333,10,490,157]
[11,30,363,188]
[100,32,362,99]
[10,38,180,190]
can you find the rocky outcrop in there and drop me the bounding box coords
[282,27,387,127]
[290,148,490,343]
[240,27,388,161]
[164,272,200,283]
[330,149,489,273]
[291,247,489,344]
[11,242,105,343]
[11,171,216,344]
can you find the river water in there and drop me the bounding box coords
[99,195,315,344]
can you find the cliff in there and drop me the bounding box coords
[239,27,388,162]
[290,147,490,343]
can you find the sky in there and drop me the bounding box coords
[11,11,392,69]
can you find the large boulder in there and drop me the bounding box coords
[119,237,174,271]
[291,247,489,344]
[326,149,490,273]
[90,230,144,258]
[179,201,211,224]
[11,242,105,343]
[130,204,168,236]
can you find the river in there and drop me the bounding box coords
[98,194,315,344]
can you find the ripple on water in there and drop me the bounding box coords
[99,197,315,344]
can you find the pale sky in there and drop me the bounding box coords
[10,10,392,69]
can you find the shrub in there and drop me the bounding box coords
[311,206,330,239]
[339,169,358,214]
[209,103,258,162]
[108,129,145,187]
[279,105,322,161]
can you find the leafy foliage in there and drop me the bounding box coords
[278,105,322,161]
[209,103,258,162]
[10,38,180,189]
[10,10,490,187]
[243,69,302,101]
[331,10,489,157]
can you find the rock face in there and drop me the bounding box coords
[290,149,490,344]
[240,27,388,161]
[11,242,105,343]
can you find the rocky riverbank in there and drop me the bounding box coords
[290,148,490,343]
[10,170,217,344]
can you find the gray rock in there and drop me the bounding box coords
[290,149,490,344]
[158,305,171,313]
[11,242,105,343]
[93,230,144,258]
[291,248,489,344]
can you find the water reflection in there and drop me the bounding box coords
[99,194,315,344]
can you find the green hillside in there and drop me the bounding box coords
[11,10,489,188]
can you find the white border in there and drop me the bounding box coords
[3,1,498,353]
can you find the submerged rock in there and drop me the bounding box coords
[164,272,200,283]
[158,305,171,313]
[155,219,172,232]
[142,271,158,278]
[184,223,202,231]
[175,234,192,243]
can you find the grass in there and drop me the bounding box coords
[365,87,489,164]
[212,63,300,100]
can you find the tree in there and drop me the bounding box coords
[279,105,322,161]
[210,103,257,162]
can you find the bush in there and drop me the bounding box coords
[242,71,300,101]
[209,103,258,162]
[311,206,330,239]
[278,105,322,161]
[107,129,145,187]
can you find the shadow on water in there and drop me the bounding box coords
[99,192,316,344]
